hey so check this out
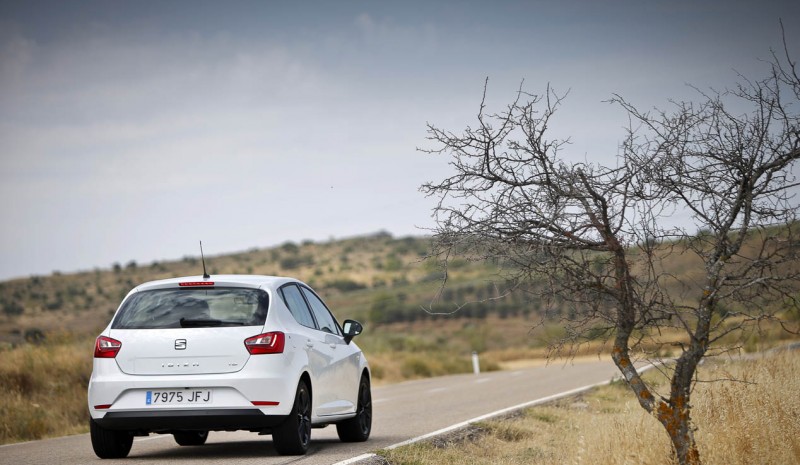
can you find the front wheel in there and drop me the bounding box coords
[272,380,312,455]
[174,431,208,446]
[90,419,133,459]
[336,375,372,442]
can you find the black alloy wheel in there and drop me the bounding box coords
[336,376,372,442]
[273,380,312,455]
[89,419,134,459]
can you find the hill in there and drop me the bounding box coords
[2,228,798,366]
[0,232,534,347]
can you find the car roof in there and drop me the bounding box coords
[133,275,300,292]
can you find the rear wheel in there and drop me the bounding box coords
[90,419,133,459]
[173,431,208,446]
[272,380,312,455]
[336,375,372,442]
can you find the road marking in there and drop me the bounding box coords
[334,453,377,465]
[332,363,658,465]
[427,387,448,393]
[474,378,490,384]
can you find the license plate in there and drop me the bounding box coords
[145,389,212,405]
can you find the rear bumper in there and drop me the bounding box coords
[88,353,302,421]
[95,408,285,432]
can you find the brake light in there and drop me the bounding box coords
[179,282,215,287]
[94,336,122,358]
[245,332,285,355]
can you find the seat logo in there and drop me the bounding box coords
[175,339,187,350]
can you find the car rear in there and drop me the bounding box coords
[88,276,299,435]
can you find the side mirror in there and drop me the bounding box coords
[342,319,363,344]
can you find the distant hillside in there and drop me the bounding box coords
[0,232,519,344]
[2,228,798,350]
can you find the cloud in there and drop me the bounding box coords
[1,0,797,279]
[0,34,37,87]
[354,12,375,33]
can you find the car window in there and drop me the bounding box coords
[112,288,269,329]
[280,284,317,329]
[300,286,341,335]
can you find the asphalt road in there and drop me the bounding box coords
[0,358,622,465]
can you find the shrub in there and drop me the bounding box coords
[2,301,24,316]
[327,279,367,292]
[401,357,433,378]
[384,254,403,271]
[23,328,46,344]
[280,254,314,270]
[280,241,299,254]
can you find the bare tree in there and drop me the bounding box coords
[420,47,800,464]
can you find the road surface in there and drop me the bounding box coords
[0,358,621,465]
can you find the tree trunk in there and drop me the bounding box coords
[657,395,701,465]
[612,333,704,465]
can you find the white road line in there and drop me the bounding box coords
[332,363,658,465]
[473,378,491,384]
[427,387,448,393]
[334,453,377,465]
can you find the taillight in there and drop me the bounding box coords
[245,332,285,355]
[94,336,122,358]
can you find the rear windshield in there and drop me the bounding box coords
[112,287,269,329]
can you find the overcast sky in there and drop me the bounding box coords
[1,0,798,280]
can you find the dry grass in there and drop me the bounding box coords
[367,351,502,385]
[2,322,794,445]
[378,349,800,465]
[0,328,505,444]
[0,333,94,444]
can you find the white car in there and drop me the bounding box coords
[87,275,371,458]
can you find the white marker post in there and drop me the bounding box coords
[472,351,480,374]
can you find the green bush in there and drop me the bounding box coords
[280,254,314,270]
[327,279,367,292]
[2,301,24,316]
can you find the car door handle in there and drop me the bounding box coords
[306,340,314,348]
[329,343,336,349]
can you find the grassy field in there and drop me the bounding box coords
[377,349,800,465]
[1,322,796,445]
[0,333,93,443]
[0,317,515,444]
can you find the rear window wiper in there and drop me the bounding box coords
[179,318,246,327]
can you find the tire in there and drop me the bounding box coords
[173,431,208,446]
[336,376,372,442]
[272,380,312,455]
[90,418,133,459]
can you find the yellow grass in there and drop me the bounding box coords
[378,349,800,465]
[0,333,93,444]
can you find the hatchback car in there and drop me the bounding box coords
[87,275,371,458]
